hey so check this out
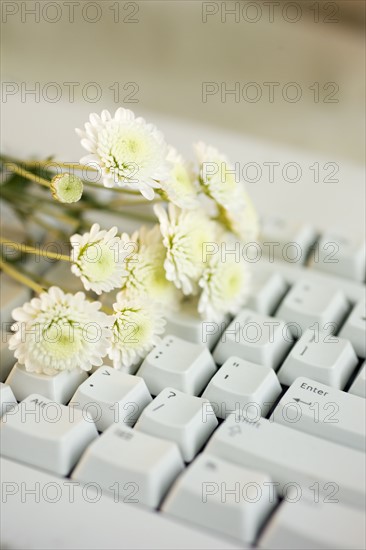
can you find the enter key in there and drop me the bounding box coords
[272,377,366,452]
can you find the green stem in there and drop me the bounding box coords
[22,160,98,172]
[81,180,143,196]
[115,208,156,224]
[4,161,50,188]
[1,155,151,198]
[0,257,46,294]
[0,238,72,262]
[0,154,98,173]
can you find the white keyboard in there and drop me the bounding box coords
[1,218,366,550]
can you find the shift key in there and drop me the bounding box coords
[205,414,365,509]
[272,377,365,452]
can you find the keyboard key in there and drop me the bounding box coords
[90,350,142,375]
[69,366,152,432]
[137,335,216,396]
[272,377,366,452]
[134,388,218,462]
[349,363,366,399]
[0,331,15,382]
[260,216,316,264]
[259,497,366,550]
[213,310,292,370]
[202,356,282,419]
[246,270,288,316]
[251,258,365,304]
[1,458,241,550]
[312,232,366,282]
[339,300,366,358]
[276,279,349,336]
[0,383,16,418]
[205,414,365,508]
[163,453,277,544]
[277,329,358,389]
[6,363,88,404]
[0,273,31,325]
[165,300,229,348]
[0,394,98,476]
[72,424,184,509]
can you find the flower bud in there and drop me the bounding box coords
[50,173,83,203]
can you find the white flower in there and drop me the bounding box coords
[76,108,169,200]
[108,292,166,368]
[194,141,245,211]
[70,223,128,295]
[221,189,260,243]
[154,204,217,295]
[194,142,259,242]
[120,226,181,309]
[119,229,146,295]
[198,246,251,321]
[9,287,112,375]
[160,147,198,209]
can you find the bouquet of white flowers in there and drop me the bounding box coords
[0,108,259,376]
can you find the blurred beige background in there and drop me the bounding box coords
[1,0,365,163]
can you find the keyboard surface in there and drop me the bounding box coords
[1,211,365,550]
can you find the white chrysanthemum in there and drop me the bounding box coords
[76,108,169,200]
[195,143,259,242]
[198,248,251,321]
[70,223,128,295]
[221,189,260,243]
[120,226,181,309]
[108,292,166,368]
[160,147,198,209]
[154,204,217,295]
[9,287,112,375]
[194,141,245,211]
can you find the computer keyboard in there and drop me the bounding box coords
[1,217,366,550]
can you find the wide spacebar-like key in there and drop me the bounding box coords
[1,458,244,550]
[259,497,366,549]
[205,414,365,509]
